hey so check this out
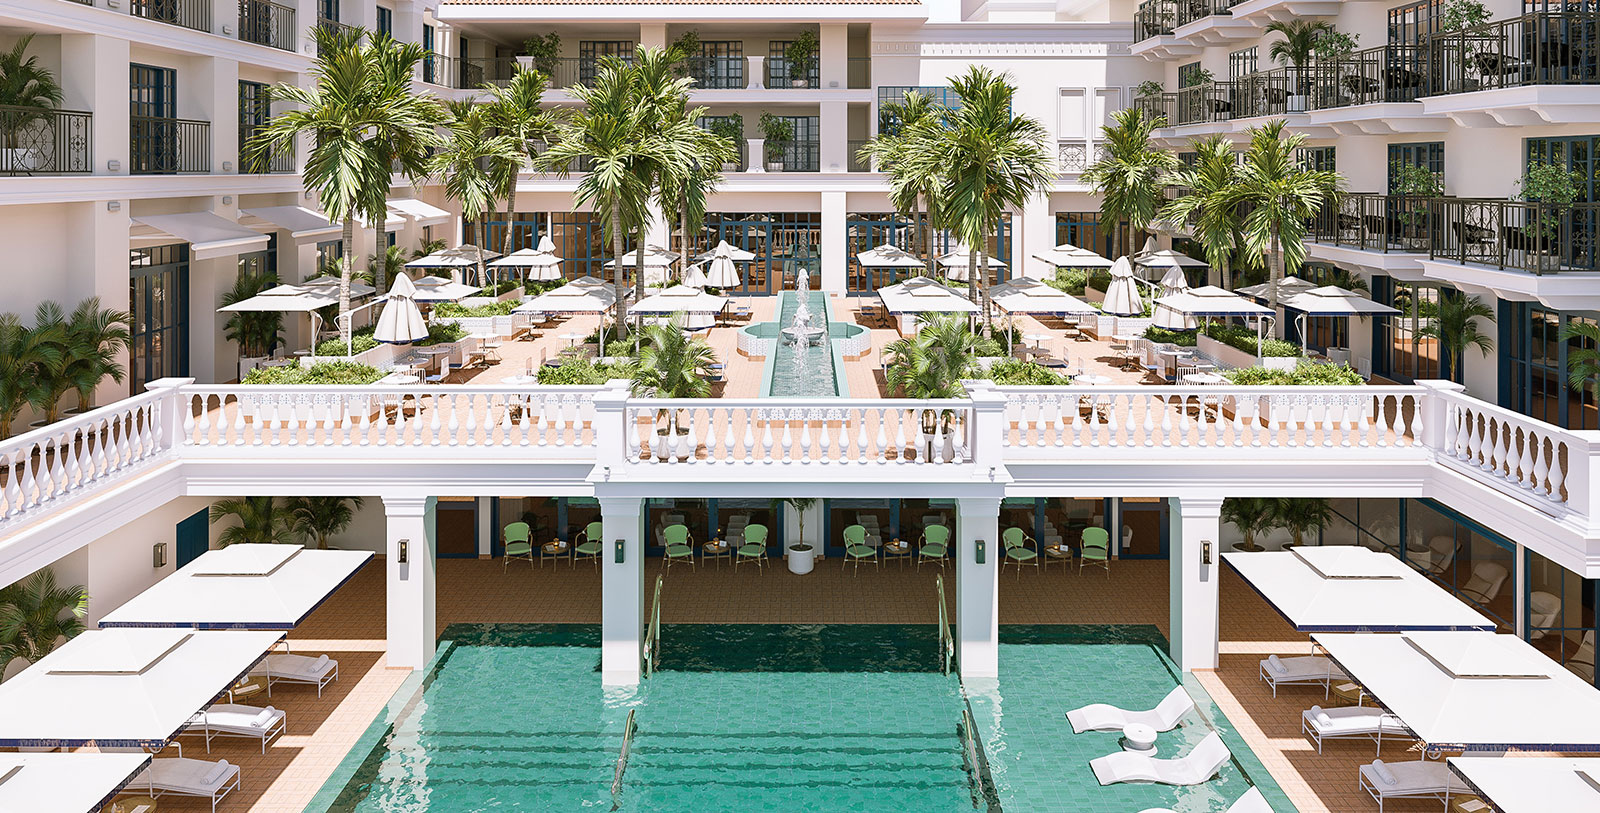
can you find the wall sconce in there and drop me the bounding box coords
[106,201,121,212]
[614,540,625,564]
[107,159,121,172]
[397,538,409,564]
[1201,540,1213,566]
[222,161,233,173]
[221,195,232,205]
[974,539,986,565]
[152,542,167,568]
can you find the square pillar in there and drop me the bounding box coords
[196,57,239,175]
[385,496,437,669]
[65,200,131,404]
[818,24,847,89]
[600,496,644,685]
[1170,497,1224,672]
[60,34,128,176]
[639,24,667,50]
[1019,199,1054,282]
[956,497,1001,679]
[820,191,847,293]
[820,100,848,173]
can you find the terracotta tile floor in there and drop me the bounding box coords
[133,556,1452,813]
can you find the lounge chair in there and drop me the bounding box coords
[736,523,768,571]
[573,521,604,568]
[1067,686,1193,734]
[842,524,877,574]
[1422,535,1458,574]
[1566,630,1595,682]
[1358,759,1470,813]
[1089,731,1231,786]
[663,523,694,571]
[181,703,286,754]
[1002,527,1038,578]
[135,757,241,813]
[502,521,533,570]
[918,524,950,569]
[1139,786,1272,813]
[1459,562,1507,604]
[1259,654,1347,698]
[1080,527,1110,575]
[251,652,338,697]
[1529,590,1561,638]
[1301,704,1410,755]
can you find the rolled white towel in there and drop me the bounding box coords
[314,654,330,669]
[1267,654,1288,675]
[1310,705,1332,727]
[1371,759,1398,786]
[202,760,232,786]
[250,708,274,728]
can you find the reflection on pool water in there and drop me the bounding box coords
[310,624,1291,813]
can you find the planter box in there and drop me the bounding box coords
[1196,333,1296,371]
[238,356,269,382]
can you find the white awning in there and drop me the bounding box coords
[0,753,151,813]
[1448,757,1600,812]
[987,277,1097,315]
[517,276,620,314]
[878,276,978,314]
[98,544,372,630]
[240,206,341,242]
[387,198,451,227]
[1314,630,1600,751]
[131,213,271,261]
[631,284,728,314]
[1223,546,1497,632]
[1281,285,1402,316]
[0,628,283,748]
[1154,285,1274,318]
[217,284,337,313]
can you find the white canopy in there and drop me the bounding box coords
[986,277,1097,315]
[1236,276,1316,301]
[680,262,709,289]
[373,275,429,344]
[240,206,341,242]
[632,284,728,315]
[1133,247,1208,270]
[217,284,336,314]
[937,248,1007,269]
[1314,630,1600,751]
[1102,257,1144,317]
[0,753,151,813]
[878,276,979,314]
[410,277,482,303]
[491,236,563,281]
[1223,546,1497,632]
[695,239,756,263]
[0,628,282,748]
[605,245,678,269]
[1281,285,1401,316]
[1154,285,1274,318]
[1447,757,1600,813]
[516,276,620,314]
[132,213,271,261]
[99,544,372,630]
[856,244,926,269]
[301,276,378,299]
[1033,243,1114,269]
[387,197,452,227]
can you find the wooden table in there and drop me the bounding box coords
[112,796,158,813]
[1330,680,1367,706]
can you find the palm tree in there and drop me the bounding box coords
[64,297,132,413]
[1160,135,1243,288]
[367,245,409,293]
[0,313,53,438]
[1272,498,1332,547]
[1265,19,1334,99]
[657,96,736,269]
[1417,294,1495,382]
[222,273,283,362]
[0,568,86,681]
[1323,267,1369,293]
[628,316,718,439]
[0,34,63,154]
[1223,120,1342,311]
[210,496,296,546]
[431,99,522,287]
[1083,108,1179,259]
[883,314,1001,399]
[362,33,443,292]
[1221,497,1277,551]
[860,90,945,274]
[484,66,560,259]
[628,47,702,301]
[285,496,366,550]
[1561,320,1600,409]
[26,301,74,425]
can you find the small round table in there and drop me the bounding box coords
[1185,372,1225,386]
[1072,373,1110,386]
[112,795,159,813]
[559,332,586,348]
[1025,332,1052,351]
[1331,681,1367,706]
[1122,722,1157,753]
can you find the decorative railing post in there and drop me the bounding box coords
[143,377,195,456]
[593,379,631,474]
[1412,379,1465,454]
[964,381,1008,478]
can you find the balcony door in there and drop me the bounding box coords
[579,41,634,85]
[129,244,189,392]
[130,64,177,175]
[694,41,743,89]
[1526,135,1600,270]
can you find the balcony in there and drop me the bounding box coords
[0,106,92,176]
[763,140,819,172]
[1310,193,1437,254]
[1171,0,1255,45]
[1057,139,1105,176]
[1422,11,1600,126]
[1304,44,1439,135]
[130,0,211,34]
[239,126,292,174]
[1429,198,1600,275]
[129,116,210,175]
[1131,1,1201,60]
[687,56,745,90]
[237,0,295,52]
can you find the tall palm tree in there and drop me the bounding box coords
[363,33,443,292]
[432,99,522,287]
[1083,108,1179,259]
[1159,135,1242,288]
[628,316,718,437]
[883,314,1001,399]
[285,496,366,550]
[0,34,63,153]
[1223,120,1342,311]
[64,297,132,413]
[0,313,53,438]
[651,77,735,271]
[860,90,945,274]
[923,67,1053,324]
[1265,18,1334,99]
[210,496,296,546]
[628,47,701,301]
[0,568,86,680]
[484,66,561,259]
[1562,320,1600,409]
[1417,294,1495,381]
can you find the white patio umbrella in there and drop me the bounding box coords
[1280,285,1400,354]
[217,284,338,357]
[372,275,429,345]
[1132,247,1208,280]
[703,243,743,289]
[856,243,925,270]
[490,235,563,282]
[1153,285,1274,358]
[0,753,151,813]
[1236,276,1316,301]
[99,544,373,630]
[680,261,709,289]
[1033,243,1114,269]
[694,239,756,263]
[410,276,482,303]
[516,276,621,314]
[986,277,1098,354]
[1101,257,1145,316]
[1448,757,1600,812]
[1152,262,1198,330]
[632,284,728,330]
[1222,546,1496,632]
[605,245,679,269]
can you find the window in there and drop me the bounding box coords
[237,235,275,282]
[691,41,743,89]
[1228,48,1257,80]
[422,25,436,83]
[1056,212,1117,260]
[238,81,275,173]
[579,41,634,84]
[1386,142,1444,191]
[846,212,921,292]
[1300,146,1336,173]
[318,0,339,22]
[1178,62,1205,88]
[1374,277,1452,382]
[375,6,391,35]
[702,212,824,295]
[877,87,959,135]
[769,115,819,172]
[547,211,617,281]
[1524,546,1598,687]
[1388,0,1445,45]
[1504,305,1600,429]
[1525,135,1600,269]
[1405,499,1515,630]
[769,40,819,88]
[130,64,177,175]
[315,240,343,276]
[129,244,189,392]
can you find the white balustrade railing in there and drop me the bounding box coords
[0,388,170,528]
[1436,388,1594,511]
[621,399,978,465]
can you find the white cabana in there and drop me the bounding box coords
[410,277,482,303]
[986,277,1098,316]
[878,276,977,334]
[631,284,728,330]
[1314,630,1600,751]
[856,244,926,269]
[101,544,372,631]
[1447,757,1600,812]
[1032,243,1114,269]
[1281,285,1401,355]
[1102,257,1145,317]
[1236,276,1317,301]
[0,753,152,813]
[1152,262,1198,330]
[1133,247,1208,277]
[1223,546,1497,632]
[490,236,563,282]
[694,239,756,263]
[516,276,621,314]
[937,248,1007,281]
[372,274,429,345]
[0,628,283,748]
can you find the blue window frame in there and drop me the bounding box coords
[422,25,436,83]
[701,212,823,296]
[548,211,627,281]
[1502,303,1600,429]
[129,243,189,392]
[318,0,339,22]
[375,6,391,35]
[1386,142,1444,191]
[1055,211,1118,260]
[1373,277,1454,382]
[846,212,924,292]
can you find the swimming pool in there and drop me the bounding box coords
[309,624,1290,812]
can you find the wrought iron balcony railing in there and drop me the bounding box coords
[130,115,209,175]
[1430,11,1600,94]
[1133,93,1177,124]
[1309,193,1440,253]
[0,106,92,176]
[237,0,294,51]
[1429,197,1600,275]
[239,126,292,174]
[1134,0,1178,40]
[1173,0,1241,27]
[1174,81,1242,124]
[764,140,820,172]
[131,0,211,33]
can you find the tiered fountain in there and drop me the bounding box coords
[736,266,866,397]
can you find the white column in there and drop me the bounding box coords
[818,24,848,89]
[347,0,379,34]
[1169,497,1224,672]
[65,200,131,404]
[60,34,128,176]
[393,0,425,46]
[639,23,668,50]
[477,497,494,558]
[600,496,644,685]
[1019,199,1054,282]
[1514,543,1527,639]
[820,100,848,173]
[956,497,1001,679]
[385,496,437,669]
[294,0,319,56]
[820,191,847,293]
[197,57,239,175]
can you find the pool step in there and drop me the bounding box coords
[626,728,967,788]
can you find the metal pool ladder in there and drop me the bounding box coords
[642,575,663,678]
[610,708,638,810]
[936,573,954,674]
[959,706,1003,812]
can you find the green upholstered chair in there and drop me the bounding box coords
[919,524,951,570]
[503,522,533,570]
[736,523,769,572]
[1002,526,1039,578]
[842,524,877,574]
[663,523,695,571]
[1080,526,1110,575]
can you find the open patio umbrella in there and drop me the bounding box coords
[1101,257,1145,317]
[1151,261,1198,330]
[986,276,1098,354]
[1033,243,1114,269]
[694,239,756,263]
[490,235,563,282]
[410,276,482,303]
[0,753,152,813]
[217,283,338,358]
[1132,247,1208,281]
[856,243,925,270]
[1236,276,1316,301]
[938,247,1006,282]
[1280,285,1400,355]
[1448,757,1600,812]
[373,274,429,345]
[632,284,728,330]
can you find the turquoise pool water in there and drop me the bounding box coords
[309,624,1290,813]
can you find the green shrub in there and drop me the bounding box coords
[315,325,378,357]
[604,339,635,359]
[1047,268,1087,296]
[487,279,522,296]
[1086,270,1111,292]
[524,279,563,296]
[985,359,1066,386]
[433,301,518,318]
[1201,324,1299,358]
[418,321,467,347]
[536,355,637,385]
[1225,362,1364,386]
[1142,326,1197,347]
[242,361,386,386]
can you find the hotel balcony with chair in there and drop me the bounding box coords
[0,106,92,177]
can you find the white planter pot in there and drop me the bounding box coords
[787,545,815,574]
[238,356,269,382]
[766,161,784,172]
[791,79,809,88]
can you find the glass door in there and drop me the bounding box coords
[1118,499,1170,559]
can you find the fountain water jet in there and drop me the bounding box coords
[780,268,826,346]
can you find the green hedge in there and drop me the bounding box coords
[984,359,1067,385]
[314,326,378,357]
[242,361,386,385]
[433,300,519,318]
[418,321,467,347]
[1047,269,1087,296]
[1226,363,1364,386]
[1202,324,1299,358]
[536,356,637,385]
[1142,326,1198,347]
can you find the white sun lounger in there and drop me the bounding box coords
[1067,686,1194,734]
[1259,654,1347,698]
[1301,704,1411,755]
[251,652,339,697]
[1358,759,1470,813]
[181,703,286,754]
[134,757,241,813]
[1139,786,1272,813]
[1089,731,1231,786]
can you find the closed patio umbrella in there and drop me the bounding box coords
[374,274,428,345]
[1151,261,1197,330]
[1101,257,1145,317]
[490,235,563,282]
[703,242,743,289]
[681,261,709,289]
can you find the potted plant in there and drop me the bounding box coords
[1265,19,1333,111]
[759,112,792,172]
[784,30,818,88]
[25,301,75,427]
[211,496,297,546]
[521,33,562,78]
[1438,0,1493,92]
[223,273,284,382]
[1516,160,1584,272]
[628,317,718,461]
[670,30,701,80]
[1221,497,1276,552]
[1273,498,1333,547]
[1388,160,1444,249]
[285,496,366,550]
[772,497,819,574]
[62,297,131,414]
[0,35,62,174]
[0,568,87,681]
[1416,294,1495,382]
[0,313,49,439]
[709,114,744,171]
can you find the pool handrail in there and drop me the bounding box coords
[643,574,663,678]
[936,573,954,675]
[610,707,637,809]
